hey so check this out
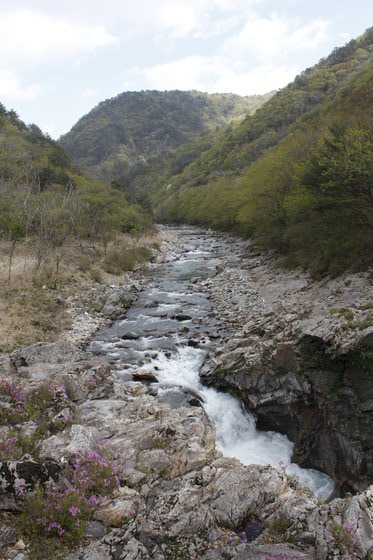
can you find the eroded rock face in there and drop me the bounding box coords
[65,458,373,559]
[200,255,373,493]
[9,339,368,559]
[40,382,216,483]
[0,458,61,511]
[202,337,373,492]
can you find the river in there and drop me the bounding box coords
[89,226,334,499]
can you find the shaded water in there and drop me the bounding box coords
[89,226,334,499]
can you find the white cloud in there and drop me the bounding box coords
[224,63,299,94]
[0,70,42,100]
[122,12,329,95]
[152,2,206,39]
[0,9,118,65]
[224,17,329,61]
[125,57,209,92]
[125,55,298,95]
[22,0,258,34]
[81,88,99,98]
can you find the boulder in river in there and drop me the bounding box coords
[132,369,159,383]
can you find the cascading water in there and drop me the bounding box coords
[89,226,335,499]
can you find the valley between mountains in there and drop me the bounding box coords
[0,26,372,560]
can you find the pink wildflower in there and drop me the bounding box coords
[88,495,100,506]
[69,505,80,517]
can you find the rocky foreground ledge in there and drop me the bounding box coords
[0,341,372,560]
[0,227,372,559]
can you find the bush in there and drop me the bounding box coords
[19,485,91,544]
[17,445,123,556]
[103,245,151,274]
[70,448,120,497]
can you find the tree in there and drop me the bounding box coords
[8,219,26,282]
[303,125,373,225]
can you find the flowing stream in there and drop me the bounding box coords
[89,226,334,499]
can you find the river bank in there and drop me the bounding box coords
[0,226,372,559]
[198,233,372,493]
[0,232,160,354]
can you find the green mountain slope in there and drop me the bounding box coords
[155,29,373,192]
[152,28,373,275]
[59,90,272,187]
[0,105,151,255]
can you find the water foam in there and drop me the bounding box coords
[148,347,334,499]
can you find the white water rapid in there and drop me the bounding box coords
[147,343,334,499]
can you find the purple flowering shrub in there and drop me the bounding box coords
[0,434,22,459]
[70,448,120,497]
[19,445,122,545]
[0,380,23,403]
[0,381,27,426]
[330,521,358,552]
[20,485,90,543]
[0,381,68,424]
[24,382,68,421]
[0,381,75,462]
[0,380,71,427]
[88,367,109,388]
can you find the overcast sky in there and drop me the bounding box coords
[0,0,371,138]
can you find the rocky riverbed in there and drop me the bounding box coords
[0,226,372,559]
[199,235,373,494]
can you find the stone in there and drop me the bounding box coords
[10,341,83,369]
[272,342,297,372]
[121,332,140,340]
[0,459,61,510]
[0,526,17,547]
[235,544,315,559]
[94,496,141,527]
[172,314,193,321]
[208,331,220,339]
[51,407,72,427]
[181,387,205,407]
[40,424,98,461]
[85,521,107,538]
[132,370,158,383]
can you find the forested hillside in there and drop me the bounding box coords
[59,90,272,191]
[152,28,373,275]
[0,105,156,352]
[0,104,151,266]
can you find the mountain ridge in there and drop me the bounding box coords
[59,89,273,185]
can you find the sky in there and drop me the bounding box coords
[0,0,371,138]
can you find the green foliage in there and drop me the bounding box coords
[330,521,358,554]
[102,245,152,274]
[329,371,344,392]
[19,485,90,544]
[0,104,152,267]
[23,384,54,421]
[346,346,373,373]
[264,517,292,543]
[149,29,373,276]
[59,90,272,201]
